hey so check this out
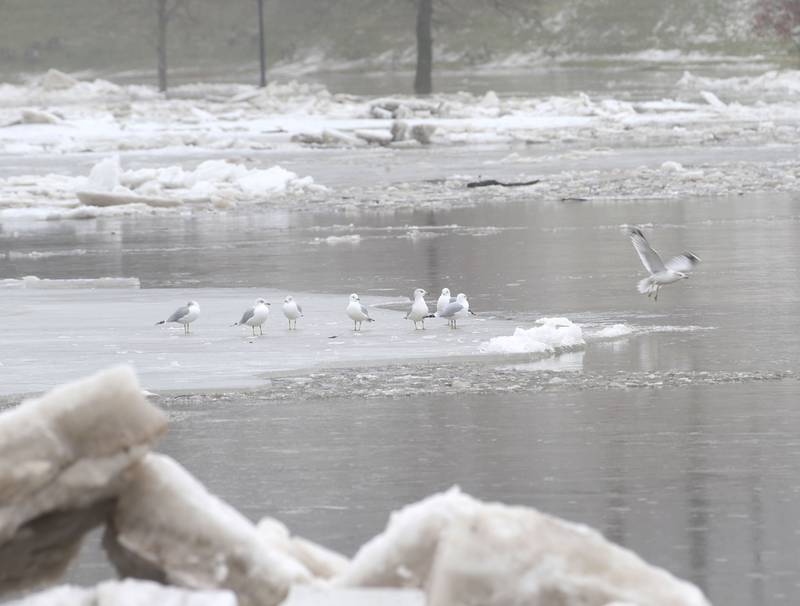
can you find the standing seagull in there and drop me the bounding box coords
[405,288,430,330]
[629,227,700,301]
[437,288,455,314]
[437,293,472,329]
[346,293,374,331]
[283,295,303,330]
[156,301,200,335]
[234,298,270,335]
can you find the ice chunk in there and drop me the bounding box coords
[660,161,684,172]
[87,156,121,192]
[6,578,236,606]
[104,453,307,606]
[0,366,166,593]
[37,69,80,91]
[338,488,710,606]
[0,276,140,289]
[20,109,61,124]
[284,586,424,605]
[480,317,585,354]
[700,90,726,109]
[595,324,634,339]
[258,517,349,580]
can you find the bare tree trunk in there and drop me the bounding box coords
[257,0,266,87]
[156,0,168,93]
[414,0,433,95]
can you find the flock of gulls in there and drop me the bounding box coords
[156,228,700,335]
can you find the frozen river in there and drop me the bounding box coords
[1,189,799,604]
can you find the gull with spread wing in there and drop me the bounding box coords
[629,227,700,301]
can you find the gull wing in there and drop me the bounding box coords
[360,303,371,317]
[238,307,255,325]
[440,302,464,318]
[167,305,190,323]
[629,228,665,274]
[665,252,701,273]
[297,304,303,315]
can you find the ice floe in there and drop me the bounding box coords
[480,317,585,355]
[336,488,710,606]
[0,156,323,218]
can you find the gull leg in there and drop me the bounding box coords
[259,324,263,336]
[654,287,659,302]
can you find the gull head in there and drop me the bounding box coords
[187,300,199,308]
[456,293,468,302]
[255,298,267,305]
[677,272,689,280]
[414,288,427,298]
[350,293,360,302]
[284,295,293,303]
[441,288,450,297]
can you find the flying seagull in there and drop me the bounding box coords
[156,301,200,335]
[346,293,375,331]
[629,227,700,301]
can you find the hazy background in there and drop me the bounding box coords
[0,0,780,87]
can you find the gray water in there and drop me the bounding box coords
[2,191,799,604]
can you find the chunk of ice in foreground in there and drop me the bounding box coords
[104,453,309,606]
[480,317,585,354]
[5,578,236,606]
[336,488,710,606]
[0,365,166,593]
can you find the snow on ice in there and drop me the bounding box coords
[480,317,585,355]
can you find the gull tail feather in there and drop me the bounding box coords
[637,276,657,294]
[155,320,166,325]
[366,317,375,322]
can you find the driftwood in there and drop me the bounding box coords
[466,179,540,189]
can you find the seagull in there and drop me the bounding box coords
[405,288,430,330]
[283,295,303,330]
[437,288,455,314]
[629,227,701,301]
[437,292,472,329]
[346,293,374,331]
[156,301,200,335]
[234,298,270,335]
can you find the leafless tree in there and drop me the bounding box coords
[257,0,267,87]
[154,0,191,92]
[414,0,433,94]
[412,0,539,96]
